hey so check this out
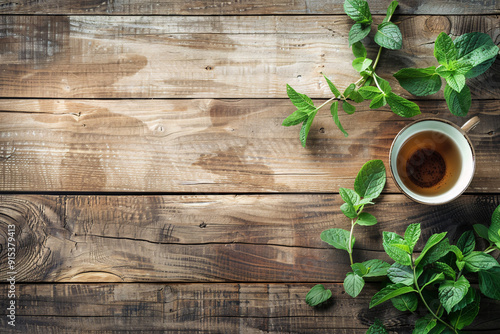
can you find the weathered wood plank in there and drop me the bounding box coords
[0,99,499,192]
[0,283,499,333]
[1,0,499,15]
[0,15,498,98]
[0,194,497,283]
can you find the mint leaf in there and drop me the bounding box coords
[323,74,341,98]
[358,86,381,99]
[349,23,371,46]
[445,73,466,93]
[369,283,416,308]
[451,286,475,312]
[488,205,500,243]
[356,212,377,226]
[306,284,332,306]
[374,74,392,95]
[383,232,411,266]
[444,83,471,117]
[404,223,421,251]
[432,262,456,280]
[352,41,367,58]
[282,109,309,126]
[287,84,316,113]
[352,57,373,72]
[454,32,499,78]
[362,259,390,278]
[414,315,437,334]
[473,224,490,241]
[321,228,353,251]
[391,292,418,312]
[415,232,447,267]
[374,22,402,50]
[419,238,451,267]
[351,262,368,276]
[383,1,398,23]
[299,111,317,147]
[449,288,480,330]
[393,67,442,96]
[369,94,386,109]
[421,272,445,289]
[387,263,414,285]
[435,64,455,78]
[434,32,457,65]
[386,92,421,118]
[341,202,358,219]
[344,272,365,297]
[457,230,475,257]
[339,187,360,207]
[463,251,499,272]
[367,318,388,334]
[438,276,470,313]
[354,159,386,199]
[479,267,500,300]
[331,101,348,137]
[344,0,372,24]
[344,83,364,103]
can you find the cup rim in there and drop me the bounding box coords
[389,117,476,205]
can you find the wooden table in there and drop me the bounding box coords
[1,1,499,333]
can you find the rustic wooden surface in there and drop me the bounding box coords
[1,1,500,333]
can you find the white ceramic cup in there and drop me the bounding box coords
[389,117,479,205]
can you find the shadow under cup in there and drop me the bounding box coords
[389,119,477,205]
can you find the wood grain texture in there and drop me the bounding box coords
[0,194,498,283]
[0,283,499,333]
[0,15,498,98]
[1,0,499,15]
[0,99,499,192]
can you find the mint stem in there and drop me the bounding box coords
[348,219,355,265]
[372,46,383,72]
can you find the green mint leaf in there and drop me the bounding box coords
[391,292,418,312]
[383,1,399,23]
[488,205,500,243]
[344,83,364,103]
[393,67,442,96]
[434,32,457,66]
[374,74,392,94]
[435,64,455,79]
[449,288,480,330]
[453,60,474,75]
[374,22,402,50]
[282,109,309,126]
[366,318,388,334]
[438,276,470,313]
[419,238,451,267]
[352,41,367,58]
[349,23,371,46]
[414,314,437,334]
[456,230,475,257]
[387,263,414,286]
[344,0,372,24]
[323,74,341,98]
[463,251,499,272]
[386,92,421,118]
[451,286,475,313]
[305,284,332,306]
[341,202,358,219]
[404,223,421,251]
[358,86,382,99]
[344,272,365,297]
[369,283,416,308]
[331,101,349,137]
[383,232,411,266]
[421,272,445,289]
[456,260,466,271]
[342,101,356,114]
[450,245,464,261]
[415,232,447,267]
[352,57,373,72]
[369,94,386,109]
[356,197,375,208]
[351,263,368,276]
[362,259,390,278]
[299,110,317,147]
[473,224,490,241]
[344,83,355,99]
[320,228,353,251]
[356,212,377,226]
[339,187,360,207]
[445,73,466,93]
[444,83,471,117]
[432,262,456,280]
[391,243,411,254]
[479,267,500,300]
[454,32,498,78]
[354,159,386,199]
[287,84,316,113]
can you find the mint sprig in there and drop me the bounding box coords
[395,31,499,116]
[283,0,415,147]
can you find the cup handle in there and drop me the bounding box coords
[461,116,480,133]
